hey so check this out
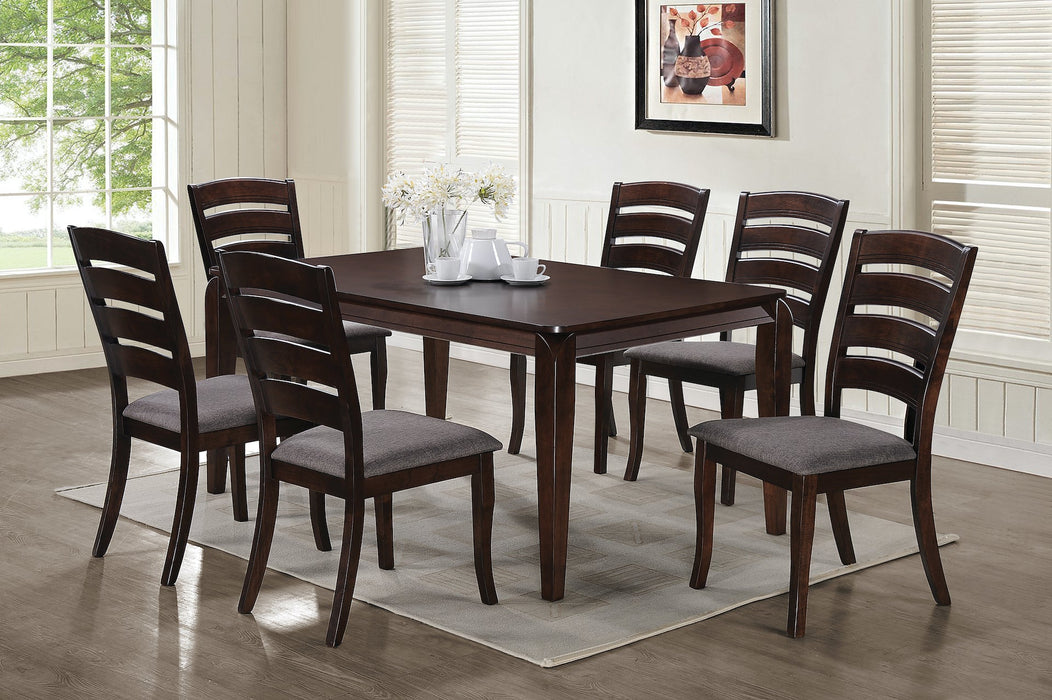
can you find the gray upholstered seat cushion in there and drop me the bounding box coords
[271,410,502,479]
[689,416,917,475]
[342,320,392,340]
[624,340,804,377]
[123,374,257,433]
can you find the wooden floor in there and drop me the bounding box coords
[2,347,1050,699]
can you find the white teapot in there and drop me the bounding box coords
[461,228,528,280]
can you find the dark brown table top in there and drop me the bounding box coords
[309,248,784,344]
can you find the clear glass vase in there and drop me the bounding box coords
[421,209,468,271]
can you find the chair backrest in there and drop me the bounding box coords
[825,229,977,453]
[68,226,196,409]
[216,250,364,483]
[600,181,710,277]
[725,191,849,361]
[187,177,305,276]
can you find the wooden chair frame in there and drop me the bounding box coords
[508,180,710,475]
[690,229,977,637]
[624,191,849,498]
[218,250,498,647]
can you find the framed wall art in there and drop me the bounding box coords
[635,1,774,136]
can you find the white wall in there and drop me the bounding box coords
[286,1,384,257]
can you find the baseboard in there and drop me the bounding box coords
[0,340,208,378]
[386,334,1052,479]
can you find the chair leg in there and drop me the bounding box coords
[239,476,280,614]
[718,386,745,506]
[508,353,527,455]
[605,390,617,437]
[230,444,248,522]
[593,359,614,474]
[370,340,388,410]
[800,373,817,416]
[93,433,132,557]
[787,476,819,638]
[689,444,718,589]
[309,490,331,552]
[911,474,951,606]
[206,450,227,495]
[669,379,693,453]
[161,445,201,586]
[374,494,394,570]
[471,455,498,605]
[624,360,647,482]
[326,498,366,648]
[826,490,856,565]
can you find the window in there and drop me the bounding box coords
[0,0,176,273]
[383,0,522,249]
[922,0,1052,360]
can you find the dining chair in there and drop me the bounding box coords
[622,191,849,501]
[688,228,977,638]
[217,249,501,647]
[188,177,391,524]
[508,180,710,475]
[68,226,307,586]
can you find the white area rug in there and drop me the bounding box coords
[57,450,956,667]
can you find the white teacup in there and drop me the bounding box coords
[427,257,461,281]
[512,257,546,281]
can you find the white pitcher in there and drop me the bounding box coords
[461,228,528,280]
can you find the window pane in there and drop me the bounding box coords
[53,46,106,117]
[0,47,48,118]
[53,0,105,44]
[113,189,153,240]
[55,192,106,266]
[0,0,48,44]
[53,119,105,191]
[112,118,152,189]
[0,194,48,271]
[0,120,48,191]
[111,46,152,116]
[111,0,152,46]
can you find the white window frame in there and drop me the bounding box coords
[0,0,178,275]
[919,0,1052,367]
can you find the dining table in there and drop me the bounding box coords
[286,247,793,601]
[204,247,793,600]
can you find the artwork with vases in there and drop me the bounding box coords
[636,0,773,136]
[659,4,747,105]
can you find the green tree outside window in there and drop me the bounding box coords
[0,0,159,271]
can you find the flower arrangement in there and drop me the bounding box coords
[381,162,516,224]
[668,5,733,37]
[383,162,516,262]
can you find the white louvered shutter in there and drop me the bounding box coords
[924,0,1052,356]
[383,0,521,249]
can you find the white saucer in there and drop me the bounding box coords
[423,273,471,286]
[500,274,549,286]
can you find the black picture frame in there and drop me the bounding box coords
[635,1,774,136]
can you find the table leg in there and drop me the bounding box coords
[755,298,792,535]
[533,332,577,601]
[423,337,450,419]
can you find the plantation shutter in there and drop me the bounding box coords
[924,0,1052,356]
[383,0,521,250]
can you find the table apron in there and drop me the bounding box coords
[337,301,774,357]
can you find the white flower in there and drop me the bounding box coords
[382,162,516,222]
